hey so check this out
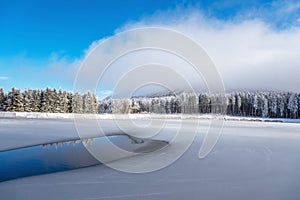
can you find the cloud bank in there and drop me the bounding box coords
[84,6,300,94]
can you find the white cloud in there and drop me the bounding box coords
[279,1,300,13]
[80,10,300,94]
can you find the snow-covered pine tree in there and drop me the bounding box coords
[150,98,157,113]
[106,99,112,113]
[99,98,113,113]
[52,88,58,113]
[92,94,98,114]
[179,93,187,113]
[152,97,163,113]
[252,93,258,116]
[130,98,140,113]
[11,88,24,112]
[57,89,69,113]
[56,89,63,113]
[67,92,73,113]
[23,89,34,112]
[0,88,4,111]
[214,94,225,114]
[231,93,236,115]
[262,94,269,118]
[39,90,47,112]
[277,94,285,117]
[72,92,83,113]
[298,93,300,118]
[175,96,182,113]
[111,98,131,114]
[32,89,41,112]
[209,94,215,114]
[39,88,51,112]
[147,98,152,113]
[165,96,171,114]
[184,93,199,114]
[225,94,230,115]
[170,97,176,113]
[83,91,93,113]
[160,98,167,114]
[236,93,242,115]
[61,90,69,113]
[98,99,106,113]
[3,90,13,111]
[243,92,251,116]
[288,93,298,119]
[199,94,210,114]
[269,93,278,118]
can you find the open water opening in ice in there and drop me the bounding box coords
[0,135,168,182]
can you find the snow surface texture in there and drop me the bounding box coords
[1,118,300,199]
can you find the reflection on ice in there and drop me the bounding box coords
[0,134,168,182]
[41,138,96,149]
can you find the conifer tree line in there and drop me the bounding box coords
[0,88,98,114]
[1,88,299,119]
[99,92,300,119]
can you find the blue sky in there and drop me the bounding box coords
[1,0,300,95]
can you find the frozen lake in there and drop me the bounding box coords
[0,118,300,199]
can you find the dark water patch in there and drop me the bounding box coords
[0,135,168,182]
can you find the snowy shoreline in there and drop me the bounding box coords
[1,112,299,123]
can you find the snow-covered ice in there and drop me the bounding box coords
[1,118,300,199]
